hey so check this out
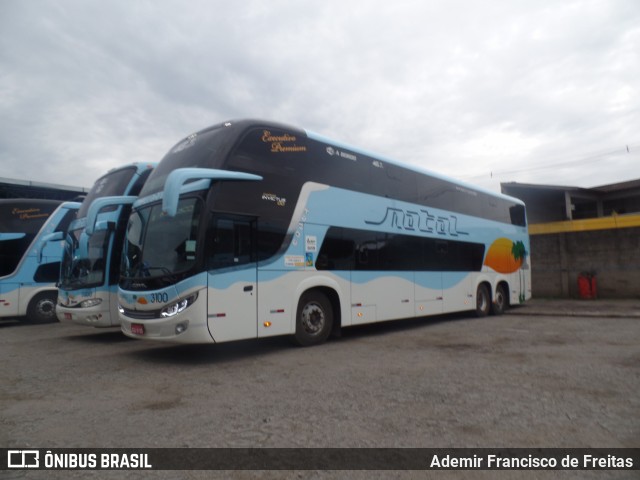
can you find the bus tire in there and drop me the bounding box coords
[475,284,491,318]
[293,290,333,347]
[26,291,59,324]
[491,284,508,315]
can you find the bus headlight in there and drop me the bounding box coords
[80,298,102,308]
[160,293,198,318]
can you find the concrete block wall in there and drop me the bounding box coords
[530,227,640,298]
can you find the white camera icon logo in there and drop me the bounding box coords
[7,450,40,468]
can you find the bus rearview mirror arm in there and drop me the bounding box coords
[86,196,137,236]
[162,168,262,217]
[35,231,64,263]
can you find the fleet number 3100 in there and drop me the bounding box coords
[149,292,169,303]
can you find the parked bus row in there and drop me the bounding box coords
[1,119,531,347]
[1,163,154,324]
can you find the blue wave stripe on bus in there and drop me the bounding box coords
[0,233,26,241]
[303,185,526,245]
[255,269,466,290]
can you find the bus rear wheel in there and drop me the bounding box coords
[293,291,333,347]
[475,284,491,317]
[26,291,59,324]
[491,284,509,315]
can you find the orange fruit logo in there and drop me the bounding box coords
[483,238,525,274]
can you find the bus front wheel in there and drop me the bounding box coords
[26,291,59,324]
[293,291,333,347]
[475,284,491,317]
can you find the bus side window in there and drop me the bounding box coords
[34,262,61,283]
[55,208,79,234]
[510,204,527,227]
[316,227,354,270]
[353,231,381,271]
[0,235,34,276]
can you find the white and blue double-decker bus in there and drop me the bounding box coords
[118,119,530,345]
[57,163,154,327]
[0,199,80,323]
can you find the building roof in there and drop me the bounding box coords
[0,176,89,201]
[501,178,640,223]
[502,178,640,194]
[591,178,640,193]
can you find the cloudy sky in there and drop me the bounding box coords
[1,0,638,193]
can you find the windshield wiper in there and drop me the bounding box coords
[123,263,177,282]
[64,278,88,288]
[150,266,173,275]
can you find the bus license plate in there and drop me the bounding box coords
[131,323,145,335]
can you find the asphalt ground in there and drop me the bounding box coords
[1,299,639,480]
[510,298,640,318]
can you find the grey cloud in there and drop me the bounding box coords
[0,0,638,191]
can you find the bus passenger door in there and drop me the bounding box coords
[206,215,257,343]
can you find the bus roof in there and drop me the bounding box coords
[305,129,523,205]
[190,119,523,205]
[151,118,525,210]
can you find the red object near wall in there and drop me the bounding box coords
[578,273,597,299]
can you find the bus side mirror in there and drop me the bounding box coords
[93,220,116,233]
[162,168,262,217]
[35,231,64,263]
[86,196,136,235]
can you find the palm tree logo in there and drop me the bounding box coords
[511,240,528,303]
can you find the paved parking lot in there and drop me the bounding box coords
[1,304,639,479]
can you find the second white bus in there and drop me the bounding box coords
[57,163,155,327]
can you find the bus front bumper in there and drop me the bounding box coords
[119,291,213,344]
[57,303,116,327]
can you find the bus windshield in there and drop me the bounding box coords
[77,167,136,218]
[121,198,201,283]
[139,124,229,196]
[60,227,110,289]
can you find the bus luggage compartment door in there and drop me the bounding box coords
[0,282,20,318]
